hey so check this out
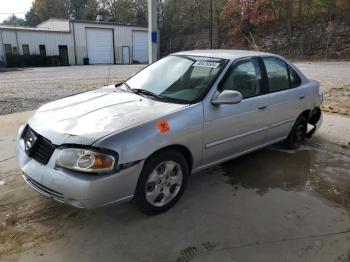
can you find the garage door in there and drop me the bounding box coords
[132,31,148,64]
[86,28,114,64]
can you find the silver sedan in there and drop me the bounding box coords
[16,50,323,214]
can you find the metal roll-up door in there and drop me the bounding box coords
[132,31,148,64]
[86,28,114,64]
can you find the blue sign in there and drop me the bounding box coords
[151,31,158,44]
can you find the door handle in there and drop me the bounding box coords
[258,105,268,111]
[299,95,305,100]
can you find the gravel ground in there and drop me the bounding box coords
[0,65,145,115]
[295,62,350,116]
[0,61,350,116]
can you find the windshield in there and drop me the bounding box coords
[126,55,227,103]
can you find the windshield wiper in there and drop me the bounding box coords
[131,88,165,101]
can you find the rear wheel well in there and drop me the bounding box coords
[309,107,321,125]
[298,108,321,125]
[148,145,193,172]
[299,110,311,121]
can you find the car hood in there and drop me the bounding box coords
[28,86,187,145]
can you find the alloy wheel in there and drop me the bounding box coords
[145,161,183,207]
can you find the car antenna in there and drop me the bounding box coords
[106,63,112,86]
[106,42,113,86]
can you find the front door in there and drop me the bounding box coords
[59,45,69,66]
[202,58,269,167]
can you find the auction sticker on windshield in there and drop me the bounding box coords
[193,61,220,68]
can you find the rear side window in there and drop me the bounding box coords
[289,66,302,88]
[263,57,289,92]
[221,58,263,99]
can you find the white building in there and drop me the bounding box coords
[0,18,149,66]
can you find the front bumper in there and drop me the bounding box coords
[16,131,144,209]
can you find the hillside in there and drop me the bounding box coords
[162,12,350,61]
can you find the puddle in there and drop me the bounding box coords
[220,144,350,209]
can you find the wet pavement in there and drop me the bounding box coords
[221,145,350,210]
[1,62,350,261]
[0,111,350,261]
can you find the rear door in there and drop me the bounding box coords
[202,57,269,166]
[261,57,304,143]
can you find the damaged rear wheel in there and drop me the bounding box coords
[285,115,308,149]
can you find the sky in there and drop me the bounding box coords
[0,0,34,23]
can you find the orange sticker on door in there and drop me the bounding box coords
[157,119,171,134]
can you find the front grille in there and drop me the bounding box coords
[23,126,56,165]
[24,174,64,202]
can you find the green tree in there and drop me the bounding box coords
[81,0,99,20]
[159,0,227,54]
[99,0,147,26]
[64,0,99,20]
[25,8,42,26]
[32,0,68,21]
[318,0,336,17]
[134,0,148,26]
[1,15,26,26]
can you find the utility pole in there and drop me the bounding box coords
[13,14,20,55]
[148,0,158,64]
[209,0,213,49]
[0,27,7,67]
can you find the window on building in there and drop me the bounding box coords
[22,45,30,55]
[39,45,46,57]
[4,44,12,54]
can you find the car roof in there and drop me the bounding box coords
[173,49,278,60]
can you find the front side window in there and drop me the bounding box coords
[39,45,46,57]
[263,57,289,92]
[126,55,226,103]
[4,44,12,54]
[221,58,263,99]
[23,45,30,55]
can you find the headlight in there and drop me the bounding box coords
[56,148,117,173]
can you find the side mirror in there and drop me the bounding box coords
[212,90,243,105]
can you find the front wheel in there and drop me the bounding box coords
[285,115,308,149]
[134,150,189,215]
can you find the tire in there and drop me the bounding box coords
[134,150,189,215]
[285,115,308,149]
